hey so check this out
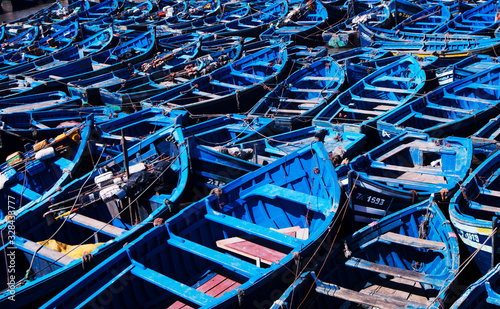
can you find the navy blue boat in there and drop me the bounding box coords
[141,43,289,114]
[0,124,189,308]
[450,264,500,308]
[40,140,340,309]
[450,148,500,275]
[249,56,345,131]
[271,197,460,309]
[348,132,472,223]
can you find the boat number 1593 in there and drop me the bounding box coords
[357,193,385,206]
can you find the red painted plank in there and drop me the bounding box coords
[167,300,195,309]
[225,240,287,264]
[203,276,241,298]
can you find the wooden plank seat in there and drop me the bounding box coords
[469,201,500,214]
[215,227,308,266]
[205,211,300,248]
[301,76,340,81]
[315,280,425,309]
[372,76,415,83]
[351,94,401,105]
[373,105,394,111]
[168,236,261,276]
[345,257,445,286]
[288,87,337,93]
[65,213,126,238]
[363,84,417,94]
[13,236,75,266]
[270,108,303,114]
[443,92,498,104]
[216,236,287,266]
[370,161,441,173]
[231,71,264,80]
[281,98,322,104]
[342,107,381,116]
[426,103,472,114]
[241,183,330,212]
[192,89,221,99]
[209,80,245,90]
[130,261,214,307]
[480,188,500,198]
[10,183,41,201]
[414,113,455,123]
[378,232,446,250]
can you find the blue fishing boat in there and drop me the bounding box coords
[259,0,338,45]
[235,126,366,169]
[359,23,491,46]
[54,0,121,27]
[450,264,500,308]
[0,28,114,75]
[271,198,460,309]
[0,21,80,70]
[450,148,500,275]
[0,124,189,308]
[348,132,472,223]
[322,4,391,48]
[345,54,439,90]
[0,117,93,223]
[141,43,289,114]
[249,56,345,131]
[212,0,289,38]
[313,55,426,138]
[0,91,81,113]
[100,40,242,112]
[434,0,500,35]
[377,63,500,141]
[39,139,340,309]
[67,41,201,107]
[0,26,39,54]
[389,0,424,25]
[470,116,500,158]
[21,30,155,92]
[0,107,115,160]
[184,114,275,191]
[393,3,451,33]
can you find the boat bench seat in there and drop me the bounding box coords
[301,76,339,81]
[241,183,330,213]
[205,210,300,248]
[288,87,336,93]
[215,226,309,267]
[315,279,425,308]
[168,235,262,276]
[209,80,245,90]
[469,201,500,214]
[414,113,455,123]
[270,108,303,114]
[281,97,323,104]
[378,232,446,250]
[192,89,221,99]
[370,161,445,176]
[345,257,445,286]
[130,261,215,307]
[10,183,41,201]
[13,236,75,266]
[351,94,400,105]
[426,103,471,114]
[444,93,498,104]
[64,213,126,238]
[54,157,73,170]
[342,107,381,116]
[231,71,264,80]
[363,84,416,94]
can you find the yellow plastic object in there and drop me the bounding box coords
[38,239,103,259]
[33,140,48,151]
